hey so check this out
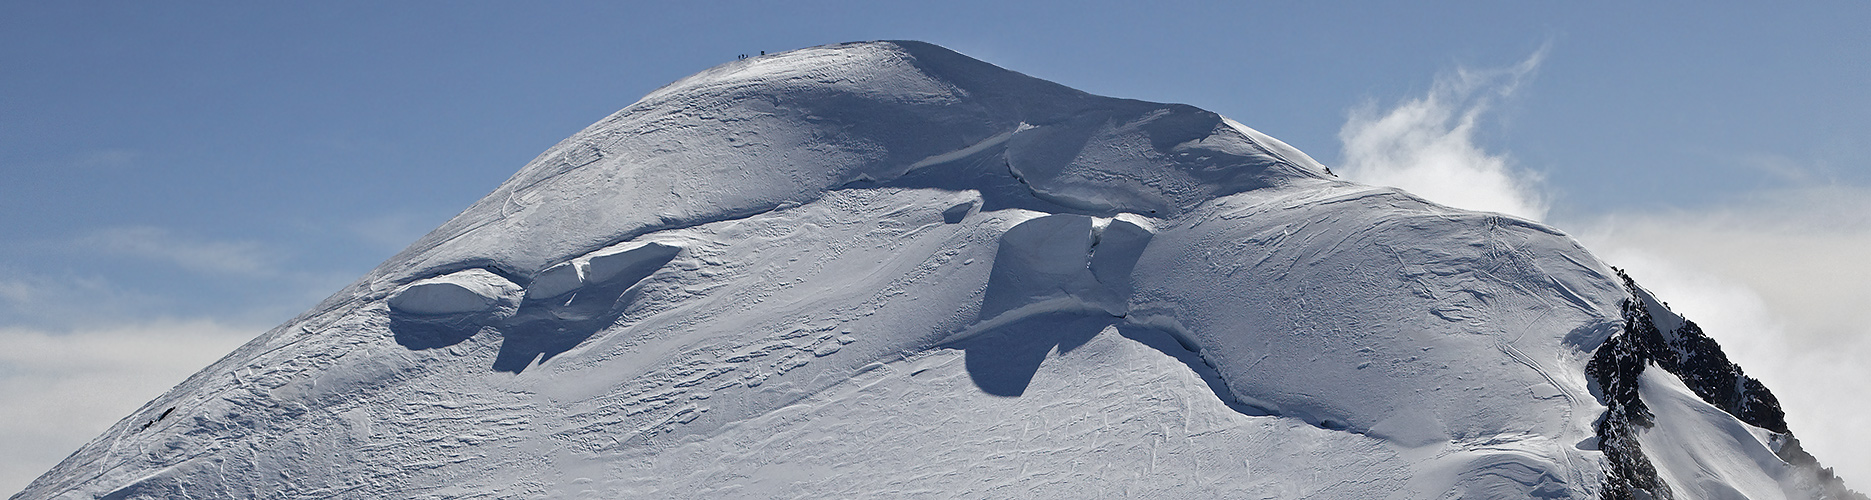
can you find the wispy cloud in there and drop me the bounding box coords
[2,227,347,329]
[346,211,443,254]
[1337,46,1549,221]
[0,319,258,494]
[1574,186,1871,484]
[0,279,34,304]
[76,226,277,277]
[1333,50,1871,487]
[67,149,140,171]
[0,273,155,329]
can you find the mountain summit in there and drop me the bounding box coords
[16,41,1859,499]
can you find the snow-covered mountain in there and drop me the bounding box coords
[14,40,1861,499]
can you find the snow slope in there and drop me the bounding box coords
[13,41,1853,499]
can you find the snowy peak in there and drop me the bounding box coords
[17,41,1861,500]
[379,40,1331,285]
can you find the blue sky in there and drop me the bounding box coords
[3,1,1868,493]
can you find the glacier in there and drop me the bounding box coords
[13,40,1861,499]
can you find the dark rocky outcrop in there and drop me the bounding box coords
[1588,268,1866,500]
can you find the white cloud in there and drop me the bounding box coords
[77,226,277,277]
[347,211,443,254]
[1334,50,1870,489]
[1336,48,1549,221]
[0,279,34,304]
[1574,186,1871,486]
[0,273,155,328]
[68,149,140,171]
[0,319,258,495]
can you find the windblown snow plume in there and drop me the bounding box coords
[1338,49,1548,221]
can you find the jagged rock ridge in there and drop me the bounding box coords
[1590,269,1865,500]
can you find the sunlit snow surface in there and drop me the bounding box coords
[13,41,1823,499]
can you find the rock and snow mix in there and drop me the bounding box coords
[14,41,1860,499]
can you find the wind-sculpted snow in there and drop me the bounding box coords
[969,214,1148,324]
[1639,368,1799,500]
[16,41,1856,500]
[1136,185,1625,438]
[357,40,1329,288]
[387,269,521,317]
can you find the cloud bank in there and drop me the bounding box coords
[0,320,258,494]
[1338,54,1871,489]
[1574,188,1871,485]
